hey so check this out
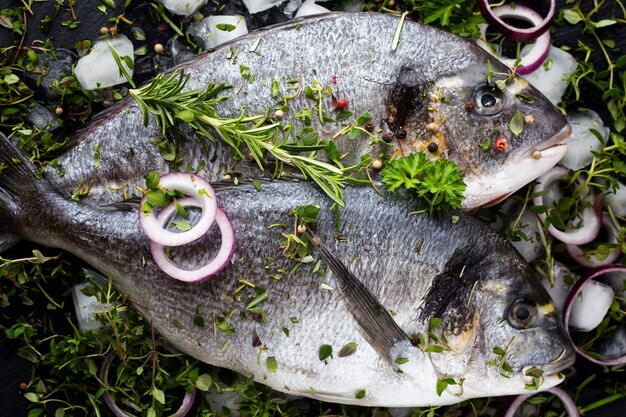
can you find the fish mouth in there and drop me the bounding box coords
[540,347,576,376]
[462,123,571,209]
[509,123,572,161]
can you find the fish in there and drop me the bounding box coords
[39,12,568,209]
[0,133,574,407]
[0,12,571,252]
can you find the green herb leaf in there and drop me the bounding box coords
[319,344,333,361]
[355,389,366,399]
[196,374,212,391]
[152,388,165,404]
[170,220,191,231]
[338,342,358,358]
[266,356,278,372]
[144,171,160,190]
[395,357,409,365]
[509,112,524,136]
[216,23,237,32]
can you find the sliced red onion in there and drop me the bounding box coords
[563,266,626,366]
[151,198,235,282]
[99,351,197,417]
[533,166,602,245]
[139,173,217,247]
[477,0,556,42]
[502,387,579,417]
[478,4,551,75]
[566,213,622,268]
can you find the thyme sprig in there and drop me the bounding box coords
[128,70,349,205]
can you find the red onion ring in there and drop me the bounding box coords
[563,266,626,366]
[566,213,622,268]
[150,198,235,282]
[502,387,579,417]
[477,0,556,42]
[478,5,551,75]
[139,173,217,247]
[533,166,602,245]
[98,351,197,417]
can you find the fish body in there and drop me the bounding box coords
[0,133,574,406]
[43,12,568,209]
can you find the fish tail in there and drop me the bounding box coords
[0,133,42,235]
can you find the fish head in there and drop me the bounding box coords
[423,246,574,397]
[392,56,570,209]
[464,250,574,395]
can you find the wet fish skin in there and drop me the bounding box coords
[0,135,574,406]
[42,12,568,209]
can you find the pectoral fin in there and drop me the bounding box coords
[309,232,409,362]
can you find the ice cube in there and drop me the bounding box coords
[295,0,330,17]
[569,280,614,332]
[74,35,134,90]
[509,208,544,263]
[604,181,626,217]
[543,261,578,314]
[559,109,610,170]
[72,282,106,333]
[157,0,207,16]
[188,15,249,50]
[242,0,287,14]
[523,46,577,106]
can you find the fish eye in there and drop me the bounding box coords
[508,300,538,329]
[472,86,504,115]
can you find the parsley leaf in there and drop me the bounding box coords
[381,153,466,216]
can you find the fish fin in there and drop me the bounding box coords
[419,249,480,335]
[0,133,40,233]
[308,232,409,361]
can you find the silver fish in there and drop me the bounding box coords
[43,12,568,210]
[0,133,574,407]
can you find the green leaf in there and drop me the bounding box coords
[55,408,65,417]
[102,0,116,8]
[293,204,320,224]
[239,64,251,80]
[152,388,165,404]
[271,78,280,97]
[144,171,160,190]
[319,344,333,361]
[593,19,617,28]
[356,112,371,127]
[349,126,362,140]
[216,23,237,32]
[171,220,191,231]
[147,407,157,417]
[146,189,170,207]
[175,109,195,123]
[508,112,524,136]
[355,389,366,399]
[338,342,358,358]
[395,357,409,365]
[266,356,278,372]
[429,317,442,330]
[326,141,340,161]
[424,345,444,353]
[4,73,19,84]
[93,143,101,168]
[562,9,582,25]
[493,347,506,356]
[336,110,353,122]
[196,373,212,391]
[24,392,41,403]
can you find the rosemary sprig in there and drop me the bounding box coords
[128,70,349,205]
